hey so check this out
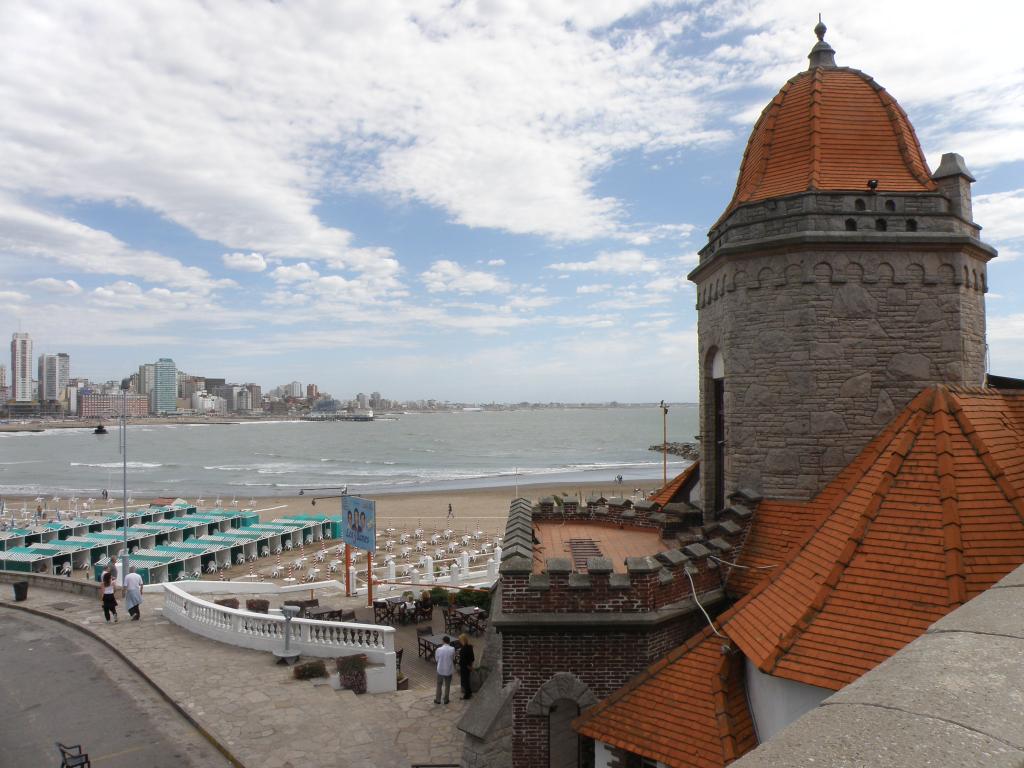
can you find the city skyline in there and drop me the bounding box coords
[1,2,1022,402]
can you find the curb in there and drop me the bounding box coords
[0,599,246,768]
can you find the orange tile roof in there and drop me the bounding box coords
[727,386,1024,689]
[574,386,1024,766]
[649,461,699,507]
[575,628,757,768]
[718,67,935,225]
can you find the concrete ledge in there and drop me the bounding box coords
[0,571,101,598]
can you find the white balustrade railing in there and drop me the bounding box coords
[161,582,397,693]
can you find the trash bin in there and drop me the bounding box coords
[12,581,28,602]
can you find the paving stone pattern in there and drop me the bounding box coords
[2,587,471,768]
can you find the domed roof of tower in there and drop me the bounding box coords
[718,20,936,224]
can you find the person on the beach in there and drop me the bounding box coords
[458,633,475,700]
[447,503,454,520]
[434,635,455,705]
[123,566,144,620]
[100,565,118,623]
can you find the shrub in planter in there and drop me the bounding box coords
[293,659,328,680]
[429,586,451,607]
[245,598,269,614]
[214,598,239,609]
[454,588,491,609]
[336,653,368,694]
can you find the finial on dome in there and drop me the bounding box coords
[807,15,836,69]
[814,14,827,41]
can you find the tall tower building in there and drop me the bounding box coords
[137,363,156,396]
[690,22,994,517]
[10,332,33,402]
[150,358,177,414]
[37,352,70,402]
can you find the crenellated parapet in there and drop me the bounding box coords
[498,497,752,614]
[531,495,663,530]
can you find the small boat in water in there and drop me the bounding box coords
[93,424,108,435]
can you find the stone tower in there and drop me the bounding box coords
[690,22,996,517]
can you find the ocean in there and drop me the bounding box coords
[0,405,699,498]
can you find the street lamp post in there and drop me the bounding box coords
[660,400,670,487]
[120,386,129,586]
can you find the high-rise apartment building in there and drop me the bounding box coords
[306,383,319,401]
[10,332,33,402]
[37,352,70,402]
[150,358,177,414]
[0,364,7,401]
[137,363,156,396]
[288,381,303,399]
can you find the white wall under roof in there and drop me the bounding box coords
[745,656,832,743]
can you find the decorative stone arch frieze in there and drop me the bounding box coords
[525,672,598,717]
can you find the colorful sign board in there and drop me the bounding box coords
[341,496,376,553]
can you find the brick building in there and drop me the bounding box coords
[462,22,1024,768]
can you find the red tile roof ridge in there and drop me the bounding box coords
[763,397,932,673]
[934,388,968,606]
[649,460,700,507]
[948,390,1024,527]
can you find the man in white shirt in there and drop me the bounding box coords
[434,635,455,705]
[122,566,144,621]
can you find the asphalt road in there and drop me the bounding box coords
[0,609,233,768]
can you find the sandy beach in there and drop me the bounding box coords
[4,479,664,539]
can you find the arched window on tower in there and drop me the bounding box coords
[709,349,726,514]
[845,218,857,231]
[548,699,581,768]
[875,218,887,231]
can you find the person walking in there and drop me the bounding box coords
[458,633,475,700]
[123,566,144,620]
[100,565,118,623]
[433,635,455,705]
[447,503,454,520]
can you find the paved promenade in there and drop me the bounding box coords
[0,610,233,768]
[0,586,468,768]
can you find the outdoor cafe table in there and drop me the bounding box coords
[457,606,486,634]
[418,634,463,662]
[305,606,348,621]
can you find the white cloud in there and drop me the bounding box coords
[645,275,689,293]
[30,277,82,295]
[421,260,512,294]
[0,197,230,291]
[974,189,1024,245]
[222,252,267,272]
[487,259,506,267]
[270,262,320,284]
[0,290,29,303]
[549,250,661,274]
[577,284,612,294]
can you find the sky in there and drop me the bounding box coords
[1,0,1022,403]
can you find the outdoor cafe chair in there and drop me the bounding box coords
[235,553,246,565]
[260,546,270,558]
[444,609,462,635]
[372,600,391,624]
[206,561,218,575]
[56,741,90,768]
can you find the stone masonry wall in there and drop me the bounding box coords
[504,611,709,768]
[695,244,989,510]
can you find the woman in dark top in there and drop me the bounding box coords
[101,566,118,623]
[458,632,475,699]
